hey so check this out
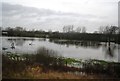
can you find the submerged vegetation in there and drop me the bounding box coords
[2,47,120,79]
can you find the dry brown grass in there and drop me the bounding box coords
[9,65,107,79]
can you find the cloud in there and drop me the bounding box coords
[119,1,120,27]
[2,2,118,32]
[2,3,57,27]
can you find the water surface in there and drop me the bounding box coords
[1,37,119,62]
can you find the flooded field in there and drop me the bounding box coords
[1,37,119,62]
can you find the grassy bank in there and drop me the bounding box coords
[2,47,120,79]
[3,65,97,79]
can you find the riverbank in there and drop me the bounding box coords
[3,63,117,79]
[2,47,120,79]
[2,63,96,79]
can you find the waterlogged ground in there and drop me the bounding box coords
[1,37,120,79]
[2,50,120,79]
[1,37,119,62]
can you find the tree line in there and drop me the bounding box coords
[1,25,120,44]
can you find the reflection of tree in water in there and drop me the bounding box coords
[118,45,120,62]
[7,38,26,46]
[103,43,117,58]
[107,46,114,57]
[50,39,101,48]
[101,26,119,58]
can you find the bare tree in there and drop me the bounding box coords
[76,27,81,33]
[63,25,74,33]
[15,27,24,31]
[103,26,119,34]
[98,26,104,34]
[82,26,86,33]
[63,26,66,32]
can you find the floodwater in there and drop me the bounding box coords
[1,37,119,62]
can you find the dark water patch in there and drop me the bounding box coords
[49,39,102,48]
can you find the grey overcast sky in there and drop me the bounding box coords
[1,0,120,32]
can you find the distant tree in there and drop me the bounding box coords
[103,26,119,34]
[98,26,105,34]
[66,25,71,32]
[109,26,119,34]
[23,28,26,31]
[63,25,74,33]
[31,29,35,32]
[48,29,52,33]
[71,25,74,32]
[82,27,86,33]
[5,27,14,36]
[5,27,12,31]
[102,26,119,46]
[63,26,66,32]
[94,31,98,34]
[15,27,24,31]
[102,26,119,58]
[76,27,81,33]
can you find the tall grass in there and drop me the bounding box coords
[2,47,120,79]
